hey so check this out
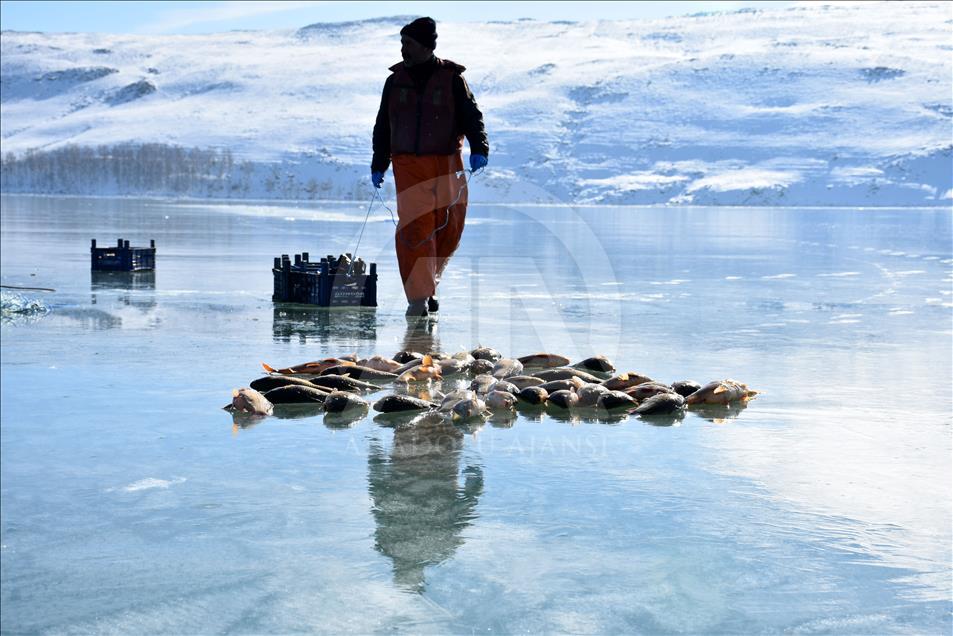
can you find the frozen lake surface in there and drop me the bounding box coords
[1,194,951,634]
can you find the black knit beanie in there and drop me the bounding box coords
[400,17,437,50]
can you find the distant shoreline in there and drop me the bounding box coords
[2,191,950,211]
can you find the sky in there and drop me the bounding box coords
[0,1,793,34]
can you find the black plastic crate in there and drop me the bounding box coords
[91,238,156,272]
[272,252,377,307]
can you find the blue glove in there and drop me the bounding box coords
[371,171,384,189]
[469,154,488,172]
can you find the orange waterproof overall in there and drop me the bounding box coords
[392,153,467,303]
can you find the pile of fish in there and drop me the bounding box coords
[225,348,758,425]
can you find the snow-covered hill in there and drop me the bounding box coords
[2,2,951,206]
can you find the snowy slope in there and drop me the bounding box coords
[1,3,951,205]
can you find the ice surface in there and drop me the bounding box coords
[0,195,950,633]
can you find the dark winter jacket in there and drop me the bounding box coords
[372,56,489,173]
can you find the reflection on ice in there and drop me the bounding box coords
[323,410,366,429]
[90,270,156,291]
[373,410,430,428]
[270,403,325,420]
[488,411,518,428]
[401,315,440,354]
[688,401,748,423]
[228,410,269,433]
[272,305,378,344]
[368,414,483,593]
[51,306,123,329]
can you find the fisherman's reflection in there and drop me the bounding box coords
[402,315,439,354]
[367,414,483,593]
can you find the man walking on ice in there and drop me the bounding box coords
[371,17,489,317]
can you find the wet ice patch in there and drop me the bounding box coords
[790,611,897,634]
[113,477,187,493]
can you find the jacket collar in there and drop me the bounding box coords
[390,55,443,73]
